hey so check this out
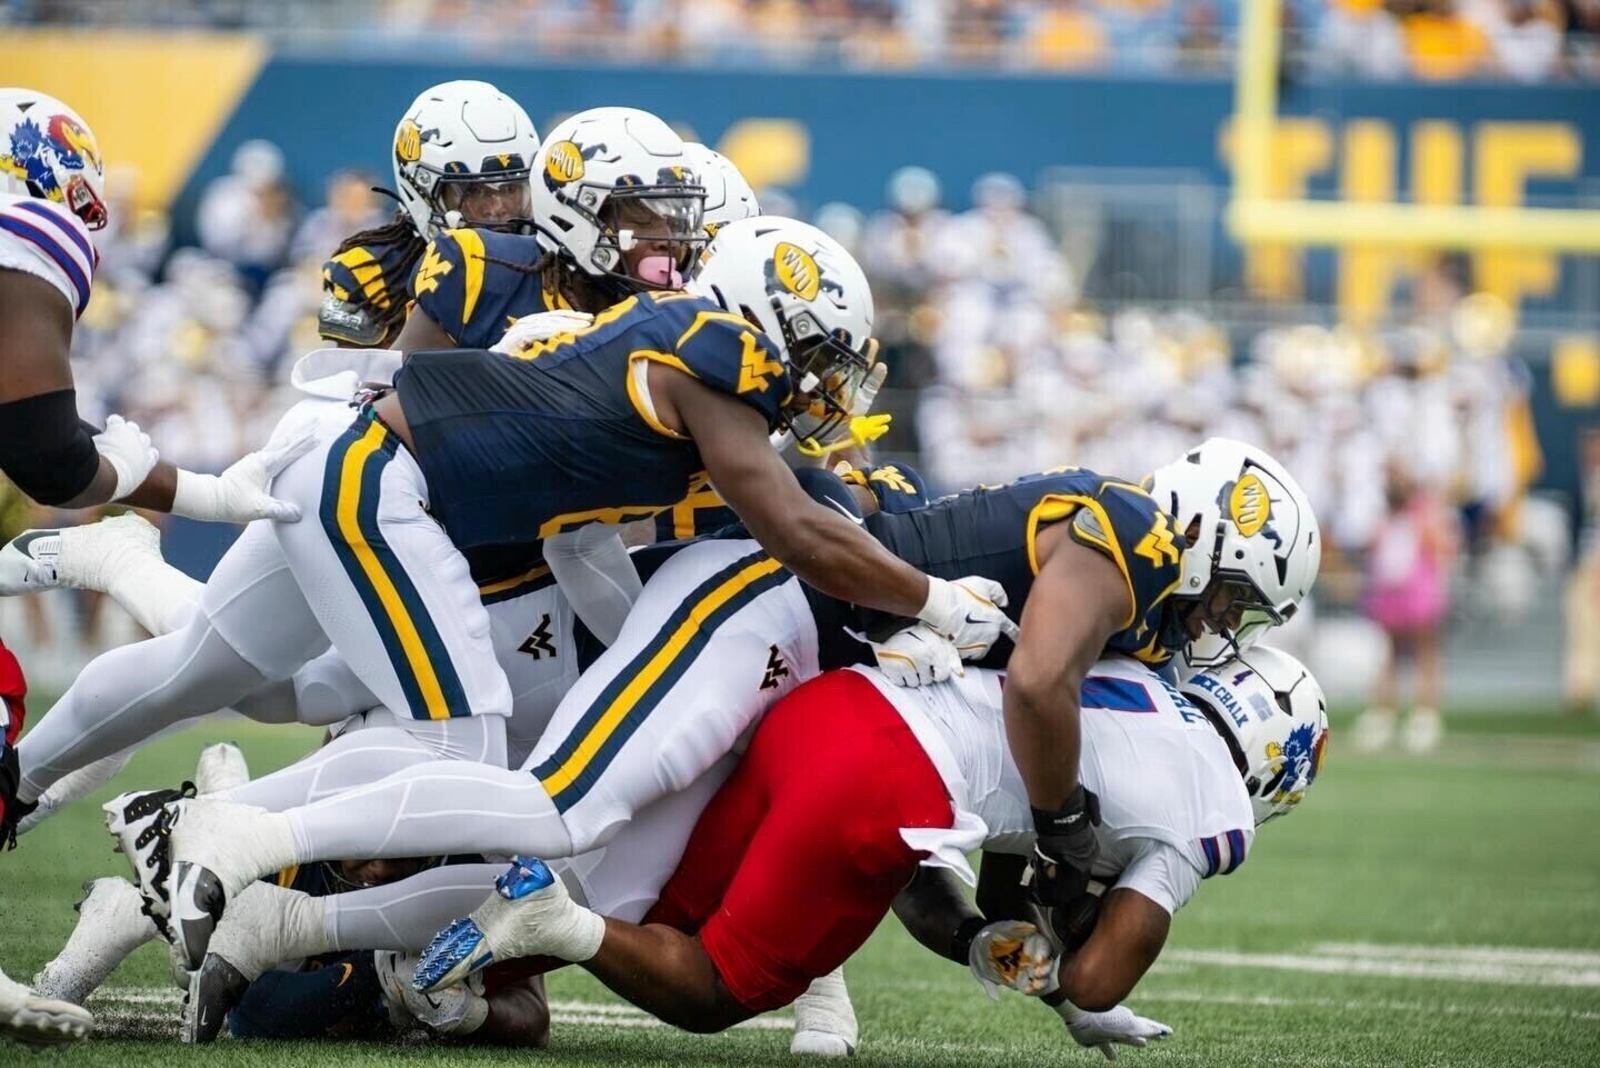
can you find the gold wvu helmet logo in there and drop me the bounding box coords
[544,140,586,185]
[1228,473,1272,537]
[395,120,423,164]
[771,241,821,301]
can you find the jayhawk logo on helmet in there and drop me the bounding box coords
[2,109,106,227]
[1264,721,1324,807]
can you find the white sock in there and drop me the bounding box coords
[325,863,505,952]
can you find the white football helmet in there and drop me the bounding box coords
[530,107,705,297]
[1181,645,1328,825]
[684,143,759,235]
[0,88,107,230]
[392,80,539,238]
[1146,437,1320,667]
[687,216,876,453]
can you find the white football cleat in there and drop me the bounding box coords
[181,881,326,1044]
[413,857,604,993]
[0,965,93,1045]
[103,783,195,927]
[194,743,250,795]
[790,967,858,1056]
[32,878,159,1006]
[58,513,163,593]
[1403,706,1443,754]
[166,799,298,971]
[0,529,62,595]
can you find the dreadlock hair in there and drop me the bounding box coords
[476,245,618,315]
[329,209,427,337]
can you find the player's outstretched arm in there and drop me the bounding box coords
[1006,533,1129,905]
[672,376,1012,661]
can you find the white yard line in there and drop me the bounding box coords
[1137,988,1600,1022]
[1313,942,1600,968]
[1162,947,1600,987]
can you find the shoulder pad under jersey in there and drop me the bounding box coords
[0,195,97,318]
[660,297,788,429]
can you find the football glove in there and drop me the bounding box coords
[966,920,1059,999]
[94,415,159,502]
[870,624,962,687]
[492,310,595,356]
[916,575,1018,659]
[1055,1001,1172,1061]
[375,951,488,1036]
[1027,786,1102,915]
[170,420,318,525]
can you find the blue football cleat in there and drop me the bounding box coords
[413,857,559,993]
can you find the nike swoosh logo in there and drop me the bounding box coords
[335,962,354,988]
[822,498,864,526]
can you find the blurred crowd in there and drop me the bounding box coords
[6,0,1599,80]
[1,132,1592,720]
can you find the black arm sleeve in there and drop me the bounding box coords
[0,389,100,505]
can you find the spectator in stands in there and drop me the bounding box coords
[1316,0,1409,77]
[1355,459,1460,753]
[1027,0,1108,69]
[1564,427,1600,716]
[1395,0,1493,79]
[196,139,298,291]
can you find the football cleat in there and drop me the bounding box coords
[181,952,248,1045]
[32,877,159,1006]
[790,968,858,1056]
[376,951,488,1036]
[165,799,297,971]
[414,856,600,994]
[103,782,194,924]
[0,529,62,595]
[179,878,326,1044]
[0,965,93,1046]
[193,742,250,796]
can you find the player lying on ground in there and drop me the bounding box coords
[409,646,1327,1045]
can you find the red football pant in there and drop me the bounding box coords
[644,670,952,1012]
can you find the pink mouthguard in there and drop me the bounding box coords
[635,255,684,289]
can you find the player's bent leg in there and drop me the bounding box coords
[16,614,272,804]
[443,671,955,1032]
[524,539,814,856]
[219,711,506,812]
[271,407,511,724]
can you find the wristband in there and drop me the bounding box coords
[951,915,989,964]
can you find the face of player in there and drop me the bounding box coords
[439,178,532,226]
[335,857,433,889]
[605,192,704,289]
[1182,577,1252,643]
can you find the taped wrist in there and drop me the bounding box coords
[0,391,100,505]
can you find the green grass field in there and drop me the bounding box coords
[4,710,1599,1067]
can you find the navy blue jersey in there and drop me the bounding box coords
[849,467,1186,670]
[396,290,790,549]
[411,227,566,350]
[652,485,738,542]
[320,226,424,347]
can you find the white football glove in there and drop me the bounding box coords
[870,624,963,687]
[1055,1001,1173,1060]
[170,421,318,524]
[374,951,488,1036]
[967,920,1060,999]
[93,414,159,501]
[491,310,595,356]
[916,575,1018,659]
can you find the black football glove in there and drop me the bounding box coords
[1026,786,1102,911]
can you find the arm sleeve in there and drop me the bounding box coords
[1114,838,1202,916]
[0,390,101,505]
[543,525,643,647]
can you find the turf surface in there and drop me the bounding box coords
[3,711,1598,1067]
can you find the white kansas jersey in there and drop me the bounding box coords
[0,193,97,318]
[853,656,1254,914]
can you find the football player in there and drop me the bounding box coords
[0,88,306,524]
[147,438,1315,1033]
[412,645,1325,1041]
[318,80,540,350]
